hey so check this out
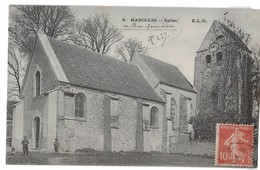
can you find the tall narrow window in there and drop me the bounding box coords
[75,93,85,118]
[171,98,177,130]
[111,99,119,128]
[150,106,158,127]
[171,98,177,120]
[190,104,193,115]
[216,52,223,63]
[206,55,211,64]
[35,71,41,96]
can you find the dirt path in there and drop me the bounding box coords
[49,156,69,165]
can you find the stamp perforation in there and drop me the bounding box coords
[215,123,254,167]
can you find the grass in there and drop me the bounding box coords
[6,151,215,166]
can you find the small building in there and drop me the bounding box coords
[6,100,18,147]
[12,33,196,153]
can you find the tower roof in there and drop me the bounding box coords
[197,20,251,53]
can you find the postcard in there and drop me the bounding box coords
[6,5,260,167]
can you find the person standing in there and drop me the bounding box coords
[22,136,29,156]
[53,138,59,154]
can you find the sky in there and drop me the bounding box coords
[71,6,260,84]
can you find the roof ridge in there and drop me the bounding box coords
[47,36,165,103]
[136,54,196,93]
[139,54,178,68]
[38,33,69,83]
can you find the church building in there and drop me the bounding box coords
[12,33,196,153]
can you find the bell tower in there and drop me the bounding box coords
[194,20,252,118]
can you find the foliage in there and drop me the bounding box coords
[68,13,123,54]
[8,5,75,99]
[251,45,260,115]
[199,15,255,124]
[9,5,75,57]
[116,37,146,62]
[8,47,22,98]
[222,16,252,45]
[190,112,238,141]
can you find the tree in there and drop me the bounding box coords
[9,5,75,56]
[116,37,146,62]
[68,13,123,54]
[251,45,260,115]
[8,43,24,99]
[222,15,252,45]
[214,17,254,123]
[8,5,75,100]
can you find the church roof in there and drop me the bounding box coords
[47,37,164,103]
[137,54,196,93]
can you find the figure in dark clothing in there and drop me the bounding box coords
[11,147,16,156]
[53,138,59,154]
[22,136,29,156]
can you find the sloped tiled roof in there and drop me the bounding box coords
[138,54,196,93]
[47,37,164,103]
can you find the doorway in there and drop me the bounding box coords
[34,117,40,149]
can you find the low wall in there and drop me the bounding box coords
[171,141,215,156]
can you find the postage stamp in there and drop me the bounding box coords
[215,124,254,167]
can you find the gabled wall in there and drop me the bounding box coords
[14,39,59,151]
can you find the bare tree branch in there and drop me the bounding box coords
[68,13,123,54]
[9,5,75,57]
[115,37,147,62]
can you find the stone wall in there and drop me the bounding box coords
[12,102,24,151]
[158,84,196,153]
[159,84,196,123]
[110,96,137,152]
[57,85,164,152]
[171,141,215,156]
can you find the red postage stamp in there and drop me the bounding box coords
[215,124,254,167]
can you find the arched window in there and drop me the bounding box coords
[170,98,177,120]
[35,71,41,96]
[75,93,86,118]
[206,55,211,64]
[216,52,223,62]
[150,106,158,127]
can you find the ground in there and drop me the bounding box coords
[6,151,214,166]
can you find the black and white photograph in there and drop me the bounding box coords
[4,2,260,168]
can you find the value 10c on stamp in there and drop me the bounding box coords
[215,124,254,167]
